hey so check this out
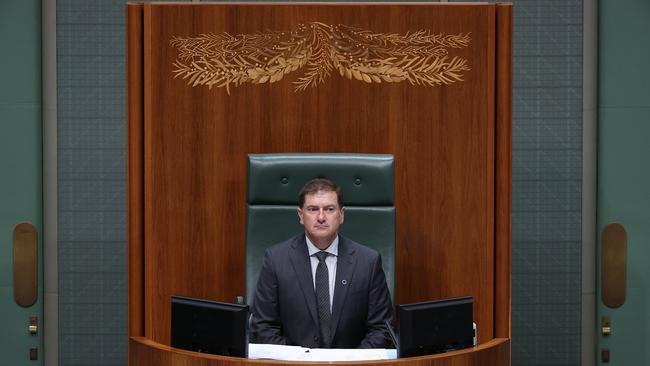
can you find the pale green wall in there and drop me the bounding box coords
[597,0,650,364]
[599,0,650,108]
[0,0,43,365]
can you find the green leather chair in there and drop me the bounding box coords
[246,153,395,304]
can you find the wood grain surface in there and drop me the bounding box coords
[131,337,510,366]
[127,3,145,340]
[494,3,513,339]
[127,2,511,348]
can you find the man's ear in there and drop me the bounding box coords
[339,206,345,224]
[297,207,304,225]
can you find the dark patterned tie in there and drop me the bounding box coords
[315,251,331,348]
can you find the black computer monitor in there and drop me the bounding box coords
[396,296,473,358]
[171,295,249,357]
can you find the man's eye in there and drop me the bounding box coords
[325,207,336,213]
[307,207,319,213]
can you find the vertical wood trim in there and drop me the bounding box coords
[494,3,513,339]
[483,4,496,344]
[143,3,155,340]
[127,2,145,344]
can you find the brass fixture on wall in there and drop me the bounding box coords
[601,222,626,308]
[13,222,38,307]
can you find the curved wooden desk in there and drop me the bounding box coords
[130,337,510,366]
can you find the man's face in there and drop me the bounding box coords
[297,190,345,249]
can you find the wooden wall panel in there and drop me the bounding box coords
[128,3,510,346]
[494,4,513,339]
[127,3,144,340]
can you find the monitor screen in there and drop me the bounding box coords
[397,296,473,358]
[171,295,249,357]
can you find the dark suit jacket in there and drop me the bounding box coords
[250,233,393,348]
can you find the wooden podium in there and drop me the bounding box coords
[130,337,509,365]
[127,2,511,365]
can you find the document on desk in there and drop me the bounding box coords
[300,348,392,361]
[248,343,395,361]
[248,344,307,361]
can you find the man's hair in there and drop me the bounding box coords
[298,178,344,208]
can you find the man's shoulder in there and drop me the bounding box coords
[266,233,305,254]
[339,235,380,258]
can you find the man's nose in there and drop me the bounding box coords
[317,209,326,221]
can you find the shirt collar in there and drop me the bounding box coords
[306,235,339,257]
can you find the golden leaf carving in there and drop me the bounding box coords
[170,22,471,94]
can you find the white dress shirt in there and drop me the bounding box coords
[306,235,338,311]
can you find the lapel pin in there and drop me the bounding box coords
[342,280,348,285]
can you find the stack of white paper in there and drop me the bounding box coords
[248,344,395,361]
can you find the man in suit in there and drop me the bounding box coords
[250,178,393,349]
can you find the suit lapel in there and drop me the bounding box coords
[331,236,357,339]
[289,235,319,326]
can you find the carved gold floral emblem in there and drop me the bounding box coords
[171,22,471,94]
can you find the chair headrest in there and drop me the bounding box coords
[248,153,394,206]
